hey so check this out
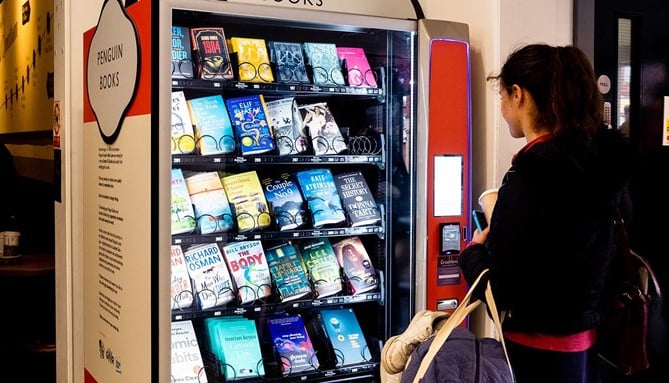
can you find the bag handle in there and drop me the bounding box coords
[412,269,514,382]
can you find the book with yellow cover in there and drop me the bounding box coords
[229,37,274,83]
[221,171,271,232]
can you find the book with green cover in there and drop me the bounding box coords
[171,168,196,235]
[204,316,265,380]
[298,238,342,298]
[302,42,345,86]
[265,242,312,302]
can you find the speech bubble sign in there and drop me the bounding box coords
[86,0,140,144]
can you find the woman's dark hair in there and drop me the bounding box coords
[488,44,603,139]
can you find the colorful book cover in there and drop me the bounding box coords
[265,242,312,302]
[336,47,377,88]
[171,26,194,79]
[303,42,346,86]
[171,91,196,154]
[221,171,271,232]
[266,312,319,374]
[204,316,265,379]
[318,308,370,366]
[171,168,196,235]
[187,95,236,155]
[332,236,378,295]
[260,172,307,231]
[296,168,346,227]
[265,97,308,155]
[299,102,348,155]
[184,171,234,234]
[183,243,236,309]
[225,94,276,155]
[298,238,342,298]
[333,171,381,227]
[229,37,274,83]
[267,41,310,84]
[190,27,234,80]
[171,320,208,383]
[171,245,194,310]
[221,241,272,304]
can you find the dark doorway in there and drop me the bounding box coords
[576,1,668,382]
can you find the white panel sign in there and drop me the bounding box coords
[663,96,669,146]
[225,0,417,20]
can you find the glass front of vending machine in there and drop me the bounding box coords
[159,1,420,381]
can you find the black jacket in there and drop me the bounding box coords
[460,130,630,334]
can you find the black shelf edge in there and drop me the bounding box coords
[172,153,384,166]
[171,78,384,97]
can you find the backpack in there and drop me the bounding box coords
[597,213,662,376]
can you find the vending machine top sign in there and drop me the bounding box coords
[225,0,418,20]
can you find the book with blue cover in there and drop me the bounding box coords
[171,26,194,80]
[266,312,319,375]
[260,172,307,231]
[317,308,370,367]
[296,168,346,227]
[268,41,310,84]
[187,95,236,155]
[303,42,345,86]
[225,94,276,155]
[204,316,265,380]
[221,240,273,304]
[298,238,342,298]
[184,171,234,234]
[183,243,236,309]
[265,242,312,302]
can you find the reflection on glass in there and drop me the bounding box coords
[617,18,632,137]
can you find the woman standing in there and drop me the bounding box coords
[459,44,630,382]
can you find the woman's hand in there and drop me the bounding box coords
[470,226,490,245]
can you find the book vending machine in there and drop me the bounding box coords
[78,0,470,382]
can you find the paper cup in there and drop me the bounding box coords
[478,188,498,223]
[2,231,20,257]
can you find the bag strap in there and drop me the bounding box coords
[412,269,514,382]
[630,249,662,298]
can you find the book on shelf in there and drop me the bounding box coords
[302,42,346,86]
[204,316,265,380]
[336,46,377,88]
[295,168,346,228]
[221,170,271,232]
[171,26,194,80]
[171,320,208,383]
[171,168,196,235]
[183,243,236,309]
[260,171,307,231]
[187,95,236,155]
[190,27,234,80]
[267,41,310,84]
[265,242,312,302]
[333,171,381,227]
[332,236,378,295]
[315,307,371,367]
[229,37,274,83]
[265,312,319,375]
[184,171,234,235]
[265,97,308,155]
[225,94,276,155]
[298,102,348,155]
[171,91,196,154]
[298,237,342,298]
[221,240,272,304]
[171,245,194,310]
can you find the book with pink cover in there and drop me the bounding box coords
[336,47,377,88]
